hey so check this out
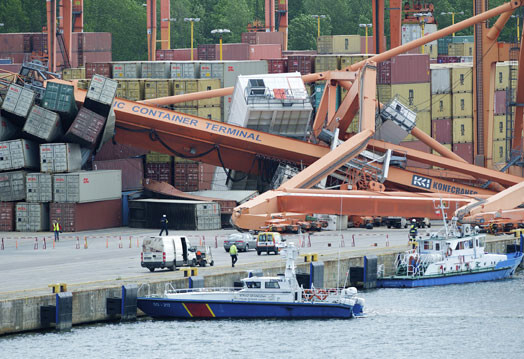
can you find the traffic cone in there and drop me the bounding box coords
[340,234,345,248]
[136,236,139,248]
[386,234,390,247]
[1,238,4,250]
[118,236,123,249]
[16,239,18,249]
[34,237,38,250]
[43,238,47,250]
[106,237,109,248]
[129,236,132,248]
[76,236,80,249]
[352,235,355,247]
[215,235,218,249]
[84,236,88,249]
[307,234,311,248]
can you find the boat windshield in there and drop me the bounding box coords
[245,281,261,289]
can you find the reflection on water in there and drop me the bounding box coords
[2,272,524,359]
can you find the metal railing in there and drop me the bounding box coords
[244,87,310,107]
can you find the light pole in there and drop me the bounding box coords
[211,29,231,60]
[511,15,521,43]
[184,18,200,61]
[359,24,372,54]
[414,12,432,54]
[441,11,464,37]
[161,17,176,50]
[311,15,326,38]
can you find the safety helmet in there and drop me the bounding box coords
[163,214,166,217]
[412,219,416,222]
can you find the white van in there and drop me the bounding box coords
[141,236,196,272]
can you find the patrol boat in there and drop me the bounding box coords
[137,243,364,319]
[377,220,523,288]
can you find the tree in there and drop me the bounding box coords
[288,14,317,50]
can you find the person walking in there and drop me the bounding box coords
[53,219,61,242]
[229,243,238,267]
[409,219,418,249]
[159,214,169,236]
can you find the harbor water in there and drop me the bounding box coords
[2,271,524,359]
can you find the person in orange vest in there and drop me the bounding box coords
[53,219,61,242]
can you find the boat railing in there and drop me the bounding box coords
[302,288,342,302]
[165,286,239,294]
[396,250,436,277]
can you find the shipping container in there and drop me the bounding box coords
[64,107,106,147]
[174,163,200,192]
[424,41,438,59]
[241,32,284,48]
[49,199,122,232]
[143,79,171,100]
[377,54,430,84]
[53,170,122,203]
[452,117,473,143]
[145,162,172,183]
[315,55,339,72]
[401,23,421,44]
[94,141,148,161]
[16,202,49,231]
[156,48,197,61]
[23,105,63,142]
[430,64,451,94]
[452,142,474,164]
[448,43,474,57]
[0,115,18,141]
[86,74,118,106]
[450,63,473,93]
[494,90,507,114]
[431,118,452,144]
[0,171,27,201]
[85,62,112,78]
[266,58,288,73]
[40,143,82,173]
[116,79,143,101]
[0,139,39,171]
[493,114,507,141]
[431,144,452,157]
[198,43,250,61]
[403,111,431,141]
[495,62,512,91]
[287,55,314,74]
[196,79,221,107]
[437,55,462,64]
[248,44,282,60]
[1,84,36,120]
[26,173,52,202]
[199,163,215,191]
[112,61,141,78]
[493,139,507,164]
[41,82,78,120]
[141,61,170,78]
[129,199,221,230]
[398,140,431,169]
[317,35,360,54]
[197,106,222,122]
[431,93,452,119]
[376,82,431,113]
[0,202,15,231]
[170,61,200,79]
[145,151,172,164]
[339,54,371,68]
[451,92,473,118]
[62,67,86,80]
[173,107,198,117]
[93,158,144,191]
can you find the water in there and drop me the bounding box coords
[3,272,524,359]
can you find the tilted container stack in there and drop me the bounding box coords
[15,202,49,231]
[40,143,82,173]
[22,105,63,142]
[26,173,53,202]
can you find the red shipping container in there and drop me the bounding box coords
[0,64,22,73]
[86,62,112,78]
[0,33,26,53]
[400,140,431,169]
[146,163,172,184]
[156,48,197,61]
[93,158,144,191]
[378,54,430,84]
[0,202,15,231]
[94,141,148,161]
[248,44,282,60]
[174,163,200,191]
[65,107,107,147]
[494,90,507,115]
[282,50,317,57]
[437,55,461,64]
[242,32,285,48]
[49,199,122,232]
[199,163,215,191]
[266,58,288,73]
[198,43,250,61]
[431,118,452,144]
[452,143,474,164]
[287,55,315,74]
[359,36,386,54]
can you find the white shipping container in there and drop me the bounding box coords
[26,173,53,202]
[0,115,18,141]
[141,61,170,78]
[40,143,82,173]
[0,170,27,201]
[112,62,142,78]
[430,65,451,94]
[195,202,221,217]
[196,215,221,230]
[23,105,63,142]
[16,202,49,231]
[53,170,122,203]
[87,75,118,105]
[1,84,36,118]
[170,62,200,78]
[402,24,421,45]
[0,139,39,171]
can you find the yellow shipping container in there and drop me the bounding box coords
[197,106,222,122]
[118,79,142,101]
[431,93,452,119]
[184,80,199,107]
[404,111,431,141]
[76,79,90,90]
[493,114,506,140]
[172,80,187,107]
[315,55,339,72]
[143,79,171,100]
[452,117,473,143]
[452,92,473,118]
[377,83,431,113]
[197,79,221,107]
[424,41,438,59]
[62,69,73,80]
[346,113,360,134]
[317,35,361,54]
[431,143,452,156]
[495,62,511,91]
[450,64,473,93]
[146,151,172,164]
[174,107,198,116]
[339,54,370,69]
[72,68,86,79]
[448,43,474,57]
[174,156,196,164]
[493,139,507,164]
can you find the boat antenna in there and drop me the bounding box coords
[434,197,450,238]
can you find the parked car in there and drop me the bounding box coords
[224,232,257,252]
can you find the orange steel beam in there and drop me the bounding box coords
[146,0,157,61]
[367,139,523,186]
[72,0,83,32]
[46,0,57,72]
[335,75,359,135]
[371,0,386,53]
[390,0,402,49]
[61,0,73,67]
[265,0,275,32]
[463,180,524,217]
[278,0,289,51]
[410,127,466,163]
[160,0,171,50]
[350,1,523,71]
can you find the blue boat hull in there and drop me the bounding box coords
[137,298,361,319]
[377,252,523,288]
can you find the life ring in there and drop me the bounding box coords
[315,289,328,301]
[303,289,314,301]
[446,248,452,257]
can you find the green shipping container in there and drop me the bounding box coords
[41,82,78,120]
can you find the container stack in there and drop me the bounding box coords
[145,152,172,184]
[450,63,474,163]
[437,36,474,63]
[493,62,513,165]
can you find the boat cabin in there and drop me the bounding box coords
[418,233,485,258]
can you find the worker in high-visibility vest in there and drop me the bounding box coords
[53,219,61,242]
[229,244,238,267]
[409,219,418,249]
[159,214,169,236]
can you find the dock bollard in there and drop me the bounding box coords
[215,235,218,248]
[43,238,47,250]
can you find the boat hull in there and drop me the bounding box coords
[137,298,359,319]
[377,252,523,288]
